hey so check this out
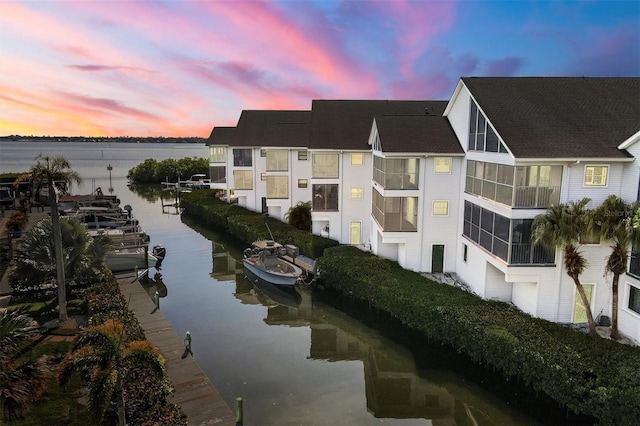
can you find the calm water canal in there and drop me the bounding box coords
[0,141,541,425]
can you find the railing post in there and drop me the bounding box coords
[153,291,160,309]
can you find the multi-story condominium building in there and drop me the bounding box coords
[444,77,640,343]
[208,77,640,344]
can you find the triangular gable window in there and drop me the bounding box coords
[469,101,507,153]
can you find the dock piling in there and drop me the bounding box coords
[235,397,243,425]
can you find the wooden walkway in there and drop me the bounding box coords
[116,272,236,426]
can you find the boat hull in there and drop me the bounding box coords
[243,258,300,286]
[105,248,157,272]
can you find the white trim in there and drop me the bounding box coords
[516,157,633,163]
[617,129,640,150]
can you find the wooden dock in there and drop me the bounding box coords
[116,272,236,426]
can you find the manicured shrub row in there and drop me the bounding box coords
[180,190,338,258]
[85,273,187,425]
[316,245,640,425]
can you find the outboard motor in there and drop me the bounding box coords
[152,245,166,269]
[152,245,166,260]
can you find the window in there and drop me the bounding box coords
[573,284,594,323]
[371,190,418,232]
[298,151,308,161]
[585,166,608,186]
[349,222,361,245]
[210,147,226,163]
[434,157,452,174]
[312,153,339,178]
[468,101,508,153]
[266,150,288,171]
[373,156,419,189]
[433,200,449,216]
[266,176,288,199]
[233,149,252,167]
[209,166,226,183]
[466,160,562,208]
[629,242,640,277]
[298,179,308,189]
[351,153,364,166]
[313,184,339,211]
[628,283,640,315]
[233,170,252,190]
[350,187,363,199]
[463,201,554,264]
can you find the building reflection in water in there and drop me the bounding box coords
[211,241,530,425]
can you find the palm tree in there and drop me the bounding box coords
[591,196,640,340]
[17,155,82,323]
[58,319,166,426]
[0,307,49,421]
[532,198,598,335]
[9,217,111,294]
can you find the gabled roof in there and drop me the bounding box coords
[309,100,445,150]
[374,110,463,154]
[462,77,640,159]
[207,126,235,146]
[233,110,310,148]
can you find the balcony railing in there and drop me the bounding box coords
[513,186,560,208]
[509,243,555,265]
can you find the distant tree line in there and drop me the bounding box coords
[127,157,209,184]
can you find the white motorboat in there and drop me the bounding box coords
[242,240,303,286]
[105,247,158,272]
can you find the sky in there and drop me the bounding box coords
[1,0,638,138]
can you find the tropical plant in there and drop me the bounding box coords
[532,198,598,335]
[15,155,82,323]
[58,319,166,426]
[0,307,49,421]
[285,201,312,231]
[10,217,111,293]
[591,196,640,339]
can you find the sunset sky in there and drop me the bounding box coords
[1,0,638,138]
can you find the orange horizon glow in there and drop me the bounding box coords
[1,0,637,137]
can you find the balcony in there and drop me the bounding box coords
[510,243,555,265]
[514,186,561,208]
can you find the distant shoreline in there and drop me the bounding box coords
[0,136,206,144]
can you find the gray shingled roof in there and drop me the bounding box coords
[462,77,640,158]
[374,112,463,154]
[232,110,310,147]
[207,126,235,146]
[309,100,447,150]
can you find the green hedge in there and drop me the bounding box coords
[316,246,640,425]
[180,190,339,258]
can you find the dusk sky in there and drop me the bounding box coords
[1,0,638,138]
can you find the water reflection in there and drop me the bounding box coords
[203,242,529,424]
[141,271,168,299]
